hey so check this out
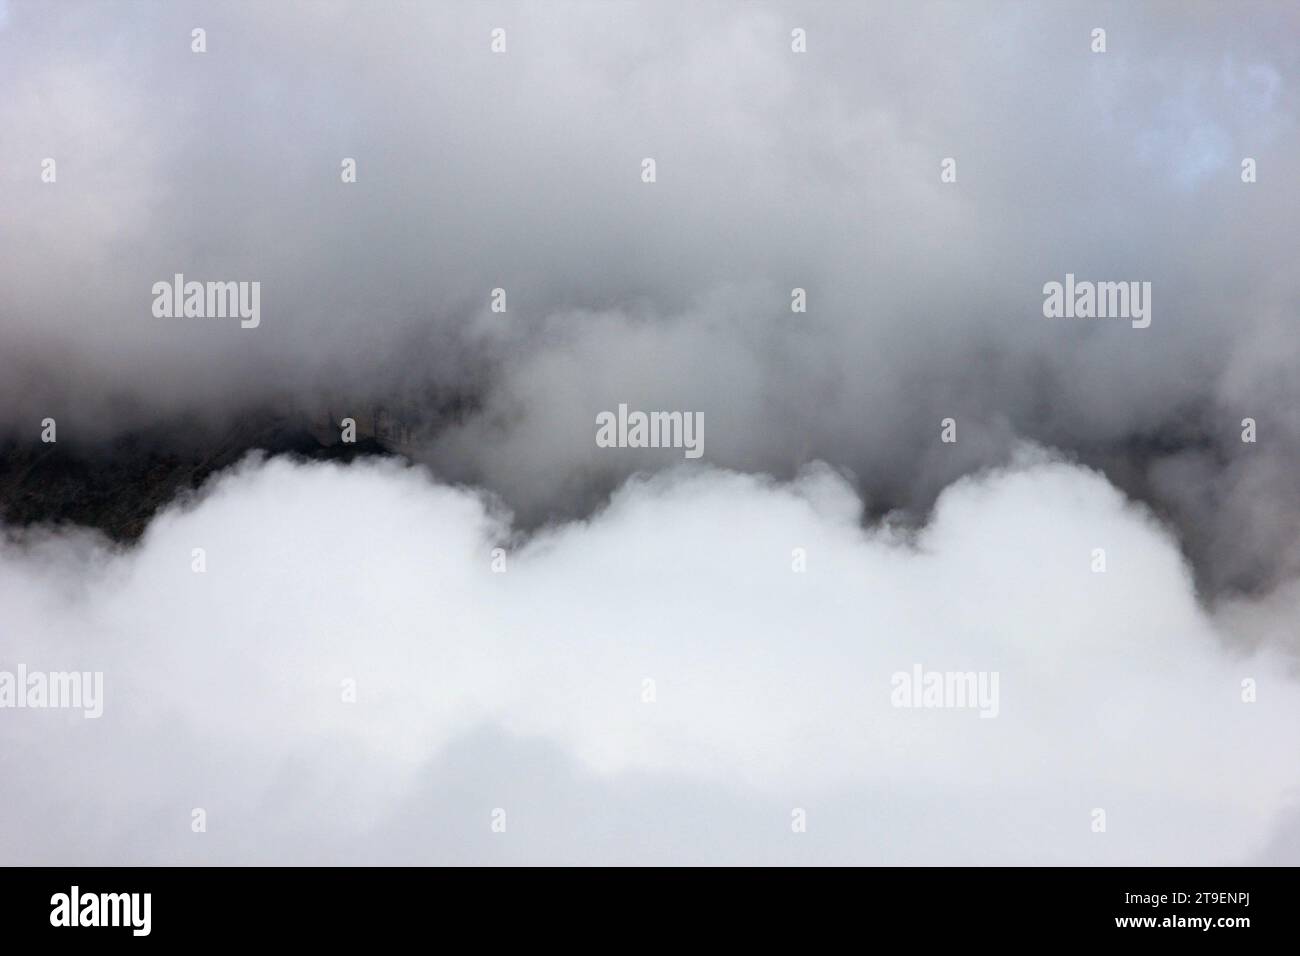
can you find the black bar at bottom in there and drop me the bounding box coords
[0,866,1281,943]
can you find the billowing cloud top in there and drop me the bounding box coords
[2,453,1298,864]
[0,0,1298,864]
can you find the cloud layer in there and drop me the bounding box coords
[1,1,1298,865]
[1,1,1298,594]
[1,454,1296,864]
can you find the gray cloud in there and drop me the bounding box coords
[2,1,1298,594]
[1,1,1298,864]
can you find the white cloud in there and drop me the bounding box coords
[1,450,1295,864]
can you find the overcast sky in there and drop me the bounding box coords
[1,0,1297,864]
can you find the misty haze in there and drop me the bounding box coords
[0,0,1298,867]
